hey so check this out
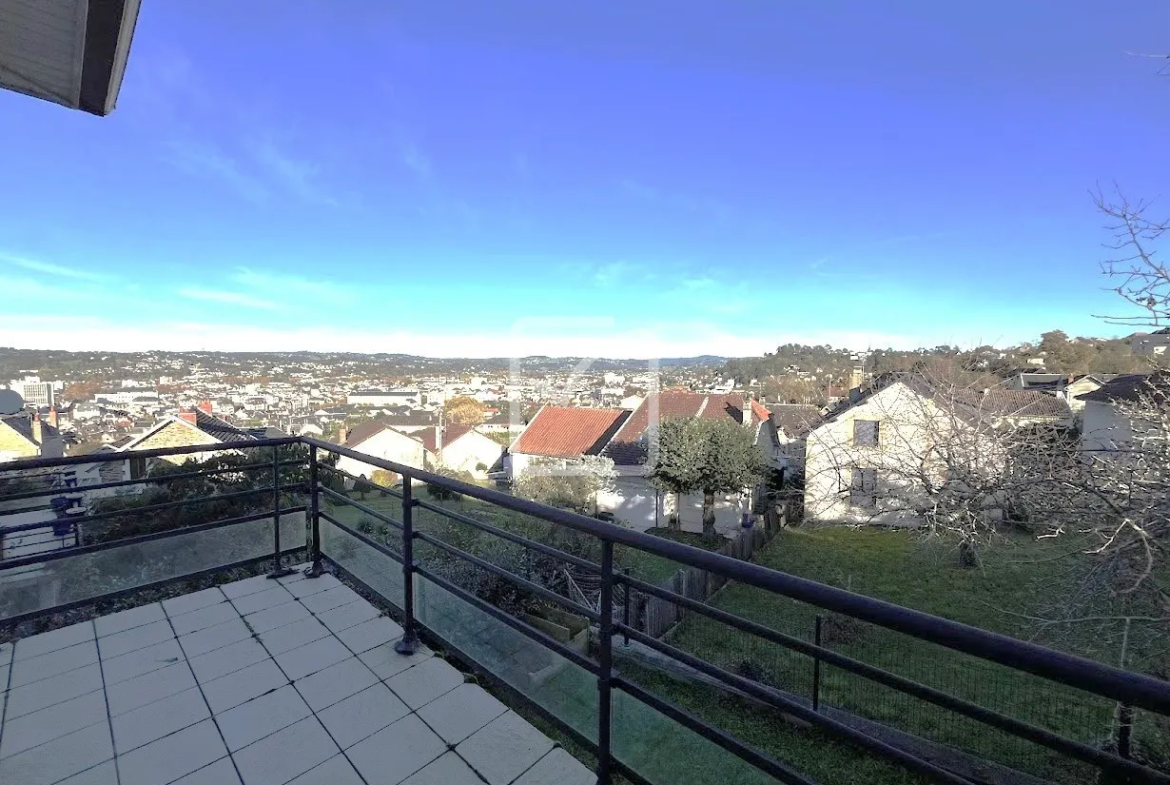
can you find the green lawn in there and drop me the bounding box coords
[649,527,1143,784]
[323,488,726,586]
[322,490,1167,784]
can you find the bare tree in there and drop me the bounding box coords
[802,364,1072,566]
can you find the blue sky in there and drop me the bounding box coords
[1,1,1168,357]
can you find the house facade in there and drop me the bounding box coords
[339,422,504,482]
[0,412,64,463]
[1077,374,1162,455]
[804,376,1071,525]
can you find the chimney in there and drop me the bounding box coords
[31,411,42,445]
[338,426,348,445]
[741,397,753,427]
[197,399,213,415]
[435,424,443,455]
[178,410,198,425]
[48,408,58,429]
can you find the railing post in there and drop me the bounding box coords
[596,541,615,785]
[621,567,631,647]
[303,444,325,578]
[1117,704,1133,759]
[812,614,823,713]
[394,475,421,655]
[267,445,293,579]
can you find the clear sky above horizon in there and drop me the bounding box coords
[2,1,1168,358]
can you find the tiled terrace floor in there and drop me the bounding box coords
[0,566,596,785]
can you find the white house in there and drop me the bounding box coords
[506,406,630,480]
[766,403,822,477]
[1077,374,1160,454]
[804,374,1071,525]
[339,422,504,482]
[598,391,767,534]
[338,422,428,482]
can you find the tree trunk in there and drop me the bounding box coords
[668,492,682,532]
[702,491,716,537]
[958,538,980,569]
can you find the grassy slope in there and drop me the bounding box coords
[654,527,1114,784]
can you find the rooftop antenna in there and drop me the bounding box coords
[0,389,24,416]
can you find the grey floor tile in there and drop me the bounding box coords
[230,585,295,616]
[316,601,380,634]
[94,603,166,638]
[113,686,211,754]
[216,684,311,752]
[171,757,242,785]
[3,662,102,719]
[189,638,269,683]
[57,760,119,785]
[9,639,98,688]
[117,719,227,785]
[416,683,507,745]
[105,661,196,716]
[359,641,433,681]
[286,754,364,785]
[0,663,8,692]
[202,658,289,714]
[0,690,108,759]
[299,585,361,614]
[163,587,226,617]
[257,617,330,656]
[232,717,339,785]
[179,617,253,658]
[385,657,464,710]
[98,619,175,659]
[0,720,113,785]
[171,601,238,636]
[221,574,276,600]
[346,714,446,785]
[316,683,410,750]
[401,752,485,785]
[244,600,311,634]
[293,656,378,712]
[284,574,340,599]
[456,711,555,785]
[0,640,12,668]
[335,617,403,654]
[273,636,351,680]
[512,748,596,785]
[13,622,94,661]
[101,639,185,686]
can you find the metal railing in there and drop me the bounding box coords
[2,436,1169,785]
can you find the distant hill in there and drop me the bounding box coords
[0,348,731,381]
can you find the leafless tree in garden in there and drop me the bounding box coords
[802,366,1072,566]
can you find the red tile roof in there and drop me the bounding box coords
[417,424,473,453]
[344,420,390,448]
[603,390,754,465]
[511,406,630,458]
[750,399,771,423]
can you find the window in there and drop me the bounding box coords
[850,468,877,507]
[853,419,880,446]
[129,456,147,480]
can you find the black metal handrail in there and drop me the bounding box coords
[304,437,1170,785]
[3,436,1170,785]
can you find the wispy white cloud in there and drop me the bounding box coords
[400,141,432,181]
[0,252,110,282]
[164,141,270,204]
[177,287,282,311]
[620,178,733,223]
[809,233,938,271]
[593,262,635,287]
[230,267,351,306]
[250,140,337,206]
